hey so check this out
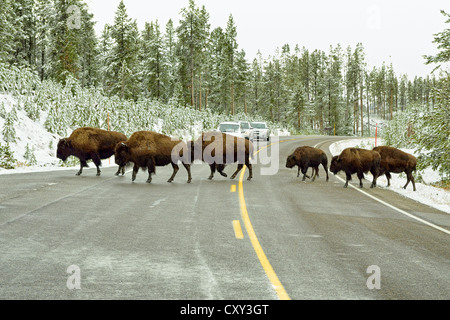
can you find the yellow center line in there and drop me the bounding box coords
[232,220,244,239]
[237,139,300,300]
[230,184,236,192]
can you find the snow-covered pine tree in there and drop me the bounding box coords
[0,0,17,63]
[97,24,114,93]
[24,143,37,166]
[176,0,210,108]
[140,20,165,101]
[77,2,99,88]
[34,0,55,81]
[162,19,179,104]
[2,110,16,143]
[109,0,140,100]
[49,0,82,84]
[0,143,16,169]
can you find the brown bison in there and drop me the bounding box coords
[373,146,417,191]
[114,131,192,183]
[285,146,329,182]
[192,131,254,181]
[57,127,127,176]
[330,148,381,188]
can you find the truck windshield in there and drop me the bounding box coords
[240,122,250,129]
[219,123,240,132]
[251,123,267,129]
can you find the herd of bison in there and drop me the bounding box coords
[56,126,417,191]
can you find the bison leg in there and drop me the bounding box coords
[132,164,139,182]
[323,162,329,182]
[91,154,102,176]
[357,171,365,188]
[304,167,312,179]
[385,172,392,187]
[115,165,125,176]
[370,169,379,188]
[246,163,253,181]
[310,167,320,182]
[217,164,227,177]
[208,164,216,180]
[344,171,352,188]
[297,166,301,178]
[301,167,308,181]
[183,163,192,183]
[146,160,156,183]
[403,171,416,191]
[230,164,244,180]
[167,163,179,183]
[76,160,89,176]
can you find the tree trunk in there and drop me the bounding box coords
[360,85,364,137]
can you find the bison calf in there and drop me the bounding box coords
[330,148,380,188]
[114,131,192,183]
[57,127,127,176]
[373,146,417,191]
[285,146,329,182]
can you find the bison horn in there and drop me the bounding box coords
[121,142,128,147]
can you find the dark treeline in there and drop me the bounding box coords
[0,0,440,135]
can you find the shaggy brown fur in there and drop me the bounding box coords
[373,146,417,191]
[285,146,329,182]
[57,127,127,176]
[330,147,381,188]
[114,131,191,183]
[192,131,254,181]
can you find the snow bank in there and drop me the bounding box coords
[0,94,60,168]
[329,138,449,214]
[1,93,447,213]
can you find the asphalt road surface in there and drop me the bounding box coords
[0,136,449,300]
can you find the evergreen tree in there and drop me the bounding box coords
[49,0,83,84]
[176,0,209,108]
[424,10,450,71]
[24,143,37,165]
[34,0,55,81]
[2,110,16,143]
[0,0,16,63]
[109,0,140,100]
[98,24,114,92]
[11,0,36,67]
[163,19,179,104]
[223,14,238,115]
[77,2,99,87]
[140,20,165,100]
[248,51,265,115]
[0,143,17,169]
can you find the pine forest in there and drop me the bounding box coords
[0,0,449,181]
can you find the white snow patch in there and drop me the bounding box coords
[1,93,447,213]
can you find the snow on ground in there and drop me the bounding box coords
[0,94,61,169]
[329,138,450,214]
[1,93,448,213]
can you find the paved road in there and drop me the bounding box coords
[0,136,449,300]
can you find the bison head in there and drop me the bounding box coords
[114,142,131,167]
[285,154,297,168]
[329,156,342,174]
[56,138,72,161]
